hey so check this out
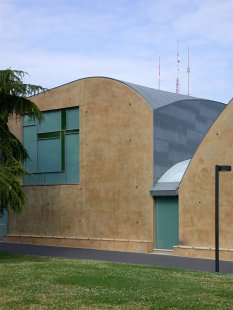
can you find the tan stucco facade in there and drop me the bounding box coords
[5,78,154,252]
[175,99,233,260]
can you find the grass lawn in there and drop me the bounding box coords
[0,254,233,309]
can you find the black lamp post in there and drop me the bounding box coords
[215,165,231,273]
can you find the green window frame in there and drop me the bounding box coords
[23,107,80,185]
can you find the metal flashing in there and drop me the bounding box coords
[150,182,179,197]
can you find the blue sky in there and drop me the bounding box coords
[0,0,232,103]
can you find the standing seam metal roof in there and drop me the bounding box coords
[121,81,198,110]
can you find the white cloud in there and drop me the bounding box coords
[175,0,233,45]
[0,0,232,103]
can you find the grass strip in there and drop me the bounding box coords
[0,253,233,309]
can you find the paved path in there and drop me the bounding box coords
[1,242,233,274]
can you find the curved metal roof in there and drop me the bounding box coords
[39,76,223,109]
[151,159,191,196]
[157,159,191,183]
[122,81,197,110]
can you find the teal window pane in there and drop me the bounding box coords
[38,110,61,133]
[66,108,79,130]
[38,138,61,172]
[23,174,44,185]
[23,115,36,126]
[23,108,80,185]
[44,172,66,184]
[66,134,79,183]
[23,126,37,173]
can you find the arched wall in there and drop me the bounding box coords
[6,77,154,252]
[176,99,233,259]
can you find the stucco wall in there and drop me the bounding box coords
[6,78,154,252]
[177,99,233,259]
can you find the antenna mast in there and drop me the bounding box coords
[176,38,180,94]
[158,56,161,90]
[187,45,190,96]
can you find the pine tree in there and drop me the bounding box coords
[0,69,44,215]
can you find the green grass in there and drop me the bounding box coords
[0,254,233,309]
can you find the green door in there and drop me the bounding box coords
[0,210,8,239]
[156,196,178,250]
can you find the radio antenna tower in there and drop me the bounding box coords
[187,45,190,96]
[176,38,180,94]
[158,56,161,90]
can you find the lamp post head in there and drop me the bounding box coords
[216,165,231,172]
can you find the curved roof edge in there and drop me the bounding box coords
[32,76,225,110]
[157,159,191,183]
